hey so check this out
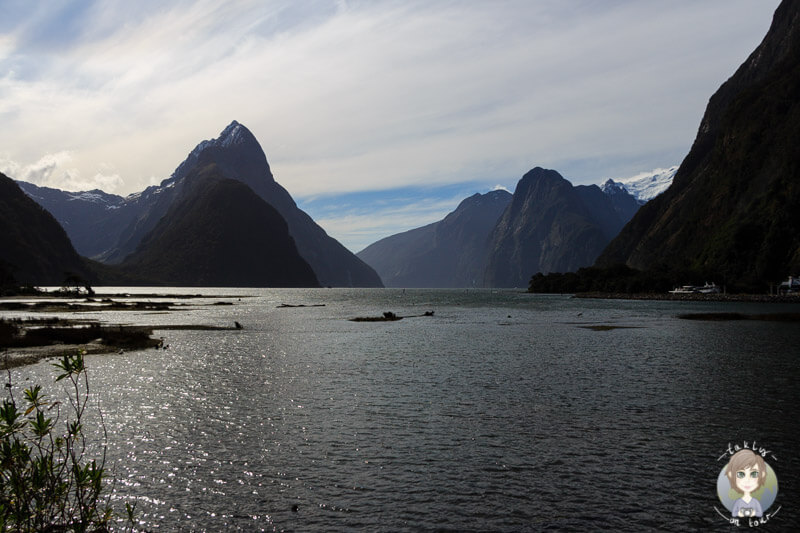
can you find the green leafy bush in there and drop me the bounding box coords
[1,351,133,531]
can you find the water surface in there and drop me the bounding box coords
[7,289,800,531]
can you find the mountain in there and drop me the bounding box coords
[15,182,130,259]
[0,173,91,286]
[165,121,382,288]
[357,190,512,287]
[358,167,643,289]
[574,184,639,241]
[600,166,677,204]
[119,163,318,287]
[484,167,639,288]
[597,0,800,289]
[18,121,383,287]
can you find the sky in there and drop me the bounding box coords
[0,0,781,252]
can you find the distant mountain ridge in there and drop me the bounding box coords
[359,167,642,288]
[597,0,800,288]
[357,190,512,287]
[18,121,383,287]
[484,167,639,287]
[0,173,91,286]
[16,182,131,259]
[601,166,677,204]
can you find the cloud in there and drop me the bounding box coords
[0,151,74,185]
[0,152,124,192]
[0,0,781,248]
[309,201,451,254]
[298,183,486,252]
[0,0,780,194]
[0,35,14,62]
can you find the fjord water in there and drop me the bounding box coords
[10,289,800,531]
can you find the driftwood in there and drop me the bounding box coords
[349,310,435,322]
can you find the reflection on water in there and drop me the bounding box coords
[7,289,800,531]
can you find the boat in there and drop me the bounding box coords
[778,276,800,294]
[669,282,720,295]
[697,282,720,294]
[669,285,697,294]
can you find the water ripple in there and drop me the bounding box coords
[7,290,800,531]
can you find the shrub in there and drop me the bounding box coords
[0,351,133,531]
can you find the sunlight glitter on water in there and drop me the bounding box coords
[6,289,800,531]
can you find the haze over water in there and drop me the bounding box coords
[8,289,800,531]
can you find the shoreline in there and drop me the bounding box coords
[572,292,800,303]
[2,340,136,370]
[1,324,240,370]
[1,292,244,369]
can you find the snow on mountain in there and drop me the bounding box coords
[16,181,125,209]
[164,120,253,188]
[187,120,245,156]
[601,166,677,203]
[67,190,123,205]
[218,120,247,147]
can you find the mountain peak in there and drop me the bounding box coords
[455,190,513,212]
[602,178,624,191]
[160,122,382,287]
[188,120,255,156]
[167,120,270,186]
[217,120,253,148]
[519,167,566,186]
[600,167,677,204]
[513,167,569,202]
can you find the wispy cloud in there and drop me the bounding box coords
[299,164,676,252]
[0,0,780,248]
[0,151,124,192]
[298,180,502,252]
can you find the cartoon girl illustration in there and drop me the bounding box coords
[726,449,767,518]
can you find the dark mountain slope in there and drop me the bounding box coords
[597,0,800,288]
[574,184,633,241]
[0,173,90,285]
[596,180,642,226]
[119,164,319,287]
[104,121,382,287]
[14,182,127,259]
[483,168,613,287]
[357,222,438,288]
[187,122,382,288]
[357,190,512,287]
[96,183,182,264]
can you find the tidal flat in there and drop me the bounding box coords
[0,293,243,369]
